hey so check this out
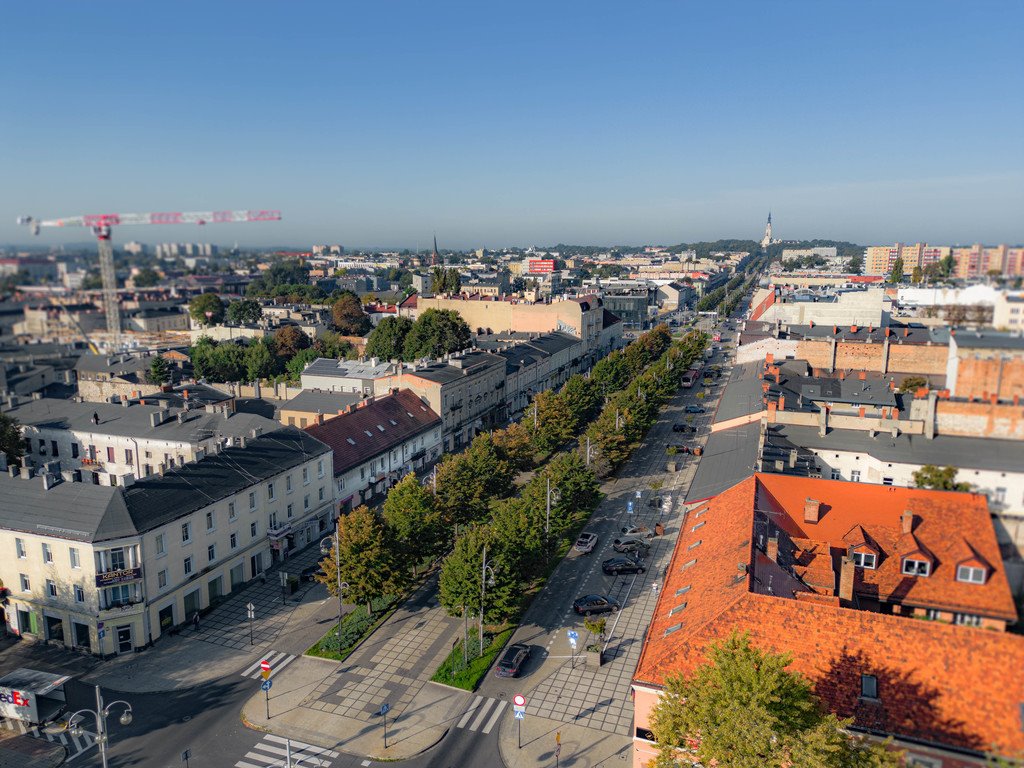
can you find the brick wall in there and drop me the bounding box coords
[888,344,947,375]
[954,355,1024,402]
[794,340,834,369]
[834,342,883,372]
[935,400,1024,440]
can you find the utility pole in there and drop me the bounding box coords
[585,435,591,466]
[480,543,496,657]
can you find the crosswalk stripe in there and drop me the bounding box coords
[271,654,296,677]
[264,734,338,757]
[240,658,263,677]
[250,744,329,766]
[240,651,297,679]
[456,696,483,729]
[240,755,277,767]
[482,700,507,733]
[468,698,495,731]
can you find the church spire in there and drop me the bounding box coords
[761,211,774,249]
[432,234,439,266]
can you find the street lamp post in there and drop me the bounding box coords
[544,478,560,564]
[479,543,496,657]
[320,525,347,639]
[67,685,133,768]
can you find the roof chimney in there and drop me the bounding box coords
[838,555,855,602]
[901,510,914,534]
[766,536,779,563]
[804,497,822,524]
[20,466,34,480]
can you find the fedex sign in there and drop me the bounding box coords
[0,686,36,722]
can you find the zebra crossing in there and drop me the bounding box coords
[239,651,297,680]
[454,695,507,734]
[0,715,97,761]
[236,733,339,768]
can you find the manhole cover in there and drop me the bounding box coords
[183,715,192,722]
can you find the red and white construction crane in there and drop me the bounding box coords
[17,209,281,346]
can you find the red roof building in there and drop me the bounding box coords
[632,475,1024,768]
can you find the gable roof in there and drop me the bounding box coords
[635,475,1024,758]
[304,389,440,477]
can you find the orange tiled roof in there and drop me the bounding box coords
[634,475,1024,757]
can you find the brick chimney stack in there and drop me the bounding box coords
[838,555,855,602]
[766,536,779,563]
[901,510,914,534]
[804,497,822,524]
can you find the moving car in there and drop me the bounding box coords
[620,524,652,538]
[494,643,531,678]
[602,556,646,575]
[572,594,621,615]
[613,537,652,555]
[301,564,326,582]
[684,405,706,414]
[573,532,599,554]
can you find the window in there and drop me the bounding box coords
[105,584,132,608]
[268,512,278,530]
[994,487,1007,504]
[318,486,325,502]
[46,579,57,598]
[286,476,292,493]
[19,574,30,592]
[15,538,25,558]
[902,558,930,577]
[250,522,258,538]
[302,467,310,484]
[268,482,275,501]
[158,570,168,589]
[42,543,53,562]
[360,467,366,480]
[851,470,861,483]
[144,464,151,476]
[109,548,126,570]
[71,443,79,459]
[206,511,215,531]
[249,492,256,509]
[230,533,238,550]
[287,503,293,519]
[906,757,942,768]
[125,448,133,465]
[39,439,46,456]
[853,551,876,569]
[70,547,80,569]
[107,446,115,462]
[207,544,216,563]
[228,502,236,520]
[317,460,325,478]
[860,674,878,699]
[830,469,841,481]
[925,608,942,620]
[183,556,194,575]
[304,494,310,510]
[181,522,192,544]
[956,565,985,584]
[882,477,893,486]
[74,585,85,603]
[955,613,981,627]
[155,533,166,556]
[51,440,59,457]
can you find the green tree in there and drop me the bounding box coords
[192,341,246,382]
[285,347,320,380]
[463,432,515,500]
[649,632,902,768]
[365,316,414,361]
[318,505,408,616]
[439,526,520,628]
[444,268,461,293]
[189,292,225,326]
[844,254,864,274]
[273,325,312,360]
[912,464,972,492]
[559,374,601,430]
[491,423,535,472]
[382,473,442,576]
[244,339,277,381]
[315,330,355,360]
[898,375,928,393]
[433,453,490,530]
[0,412,25,468]
[226,299,263,325]
[331,291,371,335]
[889,256,905,284]
[529,390,575,454]
[403,309,471,360]
[147,355,171,385]
[132,267,161,288]
[911,266,923,284]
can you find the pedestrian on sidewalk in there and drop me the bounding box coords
[192,612,200,631]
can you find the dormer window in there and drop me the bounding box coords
[956,565,986,584]
[902,558,930,577]
[852,551,877,569]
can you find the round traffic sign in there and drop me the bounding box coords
[260,659,271,671]
[513,694,526,707]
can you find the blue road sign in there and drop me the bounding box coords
[261,679,272,692]
[514,710,525,720]
[567,630,579,641]
[627,500,634,514]
[379,703,391,716]
[97,629,106,639]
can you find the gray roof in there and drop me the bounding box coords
[122,428,330,533]
[685,421,761,503]
[404,351,504,384]
[283,389,365,414]
[5,397,280,443]
[301,358,398,380]
[772,424,1024,474]
[952,330,1024,351]
[713,361,766,423]
[74,353,153,375]
[0,471,138,543]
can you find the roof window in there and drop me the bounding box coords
[675,585,691,596]
[687,539,702,550]
[691,521,706,532]
[681,558,697,570]
[669,603,687,616]
[956,565,986,584]
[902,558,930,577]
[860,674,878,700]
[663,623,681,637]
[364,430,373,437]
[346,438,355,445]
[389,419,398,426]
[853,551,877,570]
[377,425,385,432]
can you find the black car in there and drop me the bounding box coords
[494,643,531,678]
[572,594,621,615]
[301,564,326,582]
[613,537,652,555]
[602,556,645,575]
[671,423,693,432]
[684,405,706,414]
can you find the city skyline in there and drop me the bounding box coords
[1,1,1022,248]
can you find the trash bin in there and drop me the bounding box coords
[693,446,703,457]
[654,522,665,536]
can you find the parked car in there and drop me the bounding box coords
[671,423,693,432]
[613,537,652,555]
[602,556,646,575]
[573,532,599,554]
[494,643,532,678]
[620,524,653,538]
[301,564,326,582]
[572,594,621,615]
[685,405,706,414]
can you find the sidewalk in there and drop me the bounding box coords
[498,713,632,768]
[84,543,331,692]
[241,575,469,760]
[0,728,65,768]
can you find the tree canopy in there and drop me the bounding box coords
[132,267,161,288]
[365,316,414,361]
[649,632,902,768]
[912,464,972,492]
[430,267,461,294]
[147,355,171,385]
[226,299,263,325]
[403,309,471,360]
[0,412,24,467]
[331,291,371,335]
[889,256,905,284]
[273,326,311,359]
[189,293,225,326]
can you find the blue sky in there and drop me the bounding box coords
[1,1,1021,249]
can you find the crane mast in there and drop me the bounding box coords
[17,209,281,348]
